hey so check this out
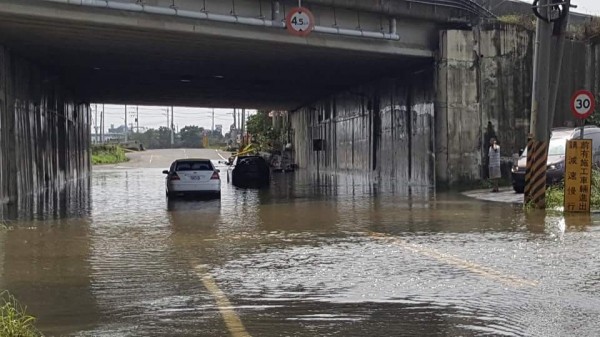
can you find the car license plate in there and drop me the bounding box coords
[190,176,201,180]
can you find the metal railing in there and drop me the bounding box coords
[42,0,401,40]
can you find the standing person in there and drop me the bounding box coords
[488,137,501,192]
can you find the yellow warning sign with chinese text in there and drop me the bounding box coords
[564,139,592,213]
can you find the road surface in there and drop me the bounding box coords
[1,148,599,337]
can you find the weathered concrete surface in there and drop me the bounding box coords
[0,0,443,109]
[293,22,597,189]
[0,45,90,207]
[437,25,535,185]
[290,68,436,187]
[436,23,590,187]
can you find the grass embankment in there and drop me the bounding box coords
[545,170,600,209]
[0,291,42,337]
[91,145,129,165]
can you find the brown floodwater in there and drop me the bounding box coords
[1,164,600,336]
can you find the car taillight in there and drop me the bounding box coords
[170,173,180,181]
[211,171,220,180]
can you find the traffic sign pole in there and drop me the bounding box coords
[526,0,572,209]
[526,0,553,208]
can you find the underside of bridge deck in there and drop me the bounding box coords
[0,0,440,110]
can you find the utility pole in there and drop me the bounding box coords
[94,104,98,144]
[526,0,571,208]
[233,108,237,130]
[136,106,139,133]
[212,108,215,133]
[166,108,170,131]
[241,108,246,145]
[170,106,175,147]
[124,104,128,142]
[100,104,105,143]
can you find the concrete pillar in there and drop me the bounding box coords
[271,1,281,26]
[389,17,397,35]
[0,45,90,209]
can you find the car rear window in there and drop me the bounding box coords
[239,157,266,166]
[176,161,213,171]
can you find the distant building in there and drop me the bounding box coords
[91,132,123,143]
[108,124,127,134]
[92,124,129,144]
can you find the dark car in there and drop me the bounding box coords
[511,126,600,193]
[227,155,270,187]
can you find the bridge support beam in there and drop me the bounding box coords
[0,45,90,208]
[290,66,436,190]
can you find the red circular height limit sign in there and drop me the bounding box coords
[570,90,596,119]
[285,7,314,37]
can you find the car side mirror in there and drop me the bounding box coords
[162,170,169,174]
[215,169,220,173]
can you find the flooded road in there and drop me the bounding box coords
[1,149,600,336]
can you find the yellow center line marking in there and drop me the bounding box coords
[369,233,538,288]
[194,265,251,337]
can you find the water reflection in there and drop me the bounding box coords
[0,177,91,222]
[0,217,98,335]
[0,167,599,336]
[564,213,593,231]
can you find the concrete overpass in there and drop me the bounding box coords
[0,0,492,204]
[0,0,492,108]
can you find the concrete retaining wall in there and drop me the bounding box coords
[437,23,591,186]
[290,68,436,188]
[291,23,600,189]
[0,45,90,207]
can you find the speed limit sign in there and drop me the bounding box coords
[570,90,596,119]
[285,7,315,37]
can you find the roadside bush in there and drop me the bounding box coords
[573,17,600,40]
[0,291,42,337]
[498,15,535,31]
[545,169,600,209]
[91,145,128,165]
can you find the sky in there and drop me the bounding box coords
[565,0,600,15]
[516,0,600,15]
[98,1,600,133]
[94,104,256,135]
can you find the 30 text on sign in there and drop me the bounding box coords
[564,139,592,213]
[285,7,315,37]
[570,90,596,120]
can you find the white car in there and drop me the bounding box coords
[163,159,221,198]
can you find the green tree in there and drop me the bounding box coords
[246,111,271,135]
[179,125,204,148]
[246,110,279,151]
[129,126,173,149]
[155,126,173,148]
